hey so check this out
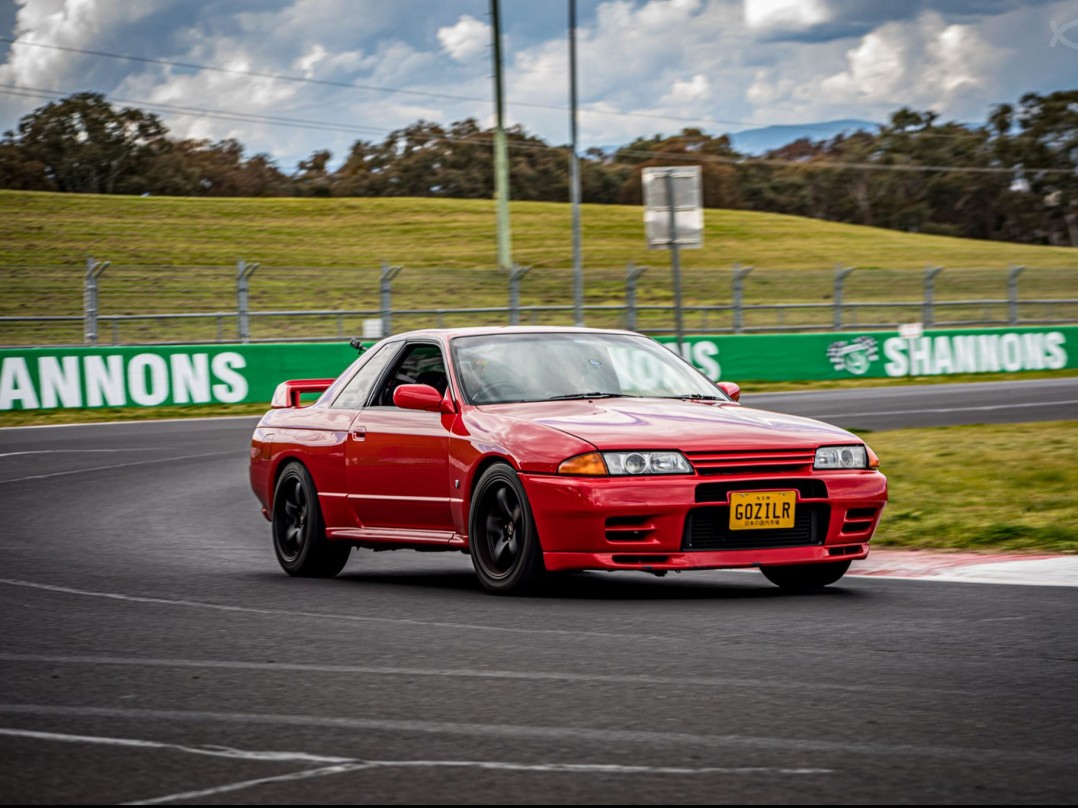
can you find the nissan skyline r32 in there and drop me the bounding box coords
[249,327,887,594]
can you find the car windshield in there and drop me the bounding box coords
[452,332,725,405]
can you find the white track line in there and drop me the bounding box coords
[0,451,233,484]
[1,703,1071,764]
[813,399,1078,418]
[0,578,671,642]
[0,725,832,805]
[125,763,374,805]
[0,414,261,431]
[0,652,960,695]
[0,727,354,764]
[0,449,161,458]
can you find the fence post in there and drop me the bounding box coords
[833,265,854,330]
[380,262,403,336]
[732,263,753,334]
[236,260,260,343]
[1007,264,1025,325]
[625,262,648,331]
[508,263,531,325]
[923,265,943,328]
[83,256,110,346]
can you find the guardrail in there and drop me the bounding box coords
[0,260,1075,346]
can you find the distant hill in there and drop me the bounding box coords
[729,119,879,155]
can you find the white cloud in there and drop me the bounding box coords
[437,15,489,64]
[743,0,829,34]
[665,74,711,103]
[0,0,1073,170]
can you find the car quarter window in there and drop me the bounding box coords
[329,344,398,409]
[371,342,448,407]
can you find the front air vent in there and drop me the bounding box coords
[683,504,828,551]
[604,516,656,542]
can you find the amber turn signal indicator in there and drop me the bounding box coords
[867,446,880,468]
[558,452,609,476]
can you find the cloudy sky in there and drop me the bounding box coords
[0,0,1075,171]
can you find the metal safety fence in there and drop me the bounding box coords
[0,259,1075,346]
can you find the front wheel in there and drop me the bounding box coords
[760,560,851,591]
[272,461,351,578]
[468,464,545,594]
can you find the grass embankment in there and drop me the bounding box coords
[2,190,1076,343]
[861,421,1077,554]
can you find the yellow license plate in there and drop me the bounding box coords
[729,490,796,530]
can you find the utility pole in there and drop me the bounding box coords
[490,0,512,276]
[569,0,583,326]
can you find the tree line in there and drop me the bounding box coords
[2,90,1076,246]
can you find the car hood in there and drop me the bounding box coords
[485,397,857,451]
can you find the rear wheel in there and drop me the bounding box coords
[760,560,850,591]
[272,461,350,577]
[469,464,545,594]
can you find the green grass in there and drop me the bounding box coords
[1,190,1076,344]
[0,402,270,427]
[861,421,1077,554]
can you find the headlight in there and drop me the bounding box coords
[603,451,692,475]
[814,445,868,470]
[557,451,693,476]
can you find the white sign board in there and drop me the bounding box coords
[898,322,924,340]
[642,166,703,249]
[362,318,384,339]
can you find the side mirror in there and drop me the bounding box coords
[716,381,741,402]
[394,383,454,413]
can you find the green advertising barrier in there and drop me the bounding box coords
[655,326,1075,381]
[0,342,360,411]
[1,326,1074,411]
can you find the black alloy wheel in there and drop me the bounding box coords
[272,461,350,577]
[469,464,544,594]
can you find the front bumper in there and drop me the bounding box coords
[520,470,887,573]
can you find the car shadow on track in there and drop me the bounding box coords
[326,567,865,601]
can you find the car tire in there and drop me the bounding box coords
[468,463,545,594]
[760,560,851,591]
[272,461,350,578]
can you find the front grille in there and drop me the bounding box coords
[696,478,827,503]
[685,448,815,476]
[683,504,829,551]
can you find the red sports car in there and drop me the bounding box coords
[250,327,887,594]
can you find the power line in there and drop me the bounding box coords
[0,85,389,137]
[0,35,879,133]
[1,37,1021,139]
[1,85,1071,176]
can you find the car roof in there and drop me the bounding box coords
[383,325,641,341]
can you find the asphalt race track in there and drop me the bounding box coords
[742,376,1078,430]
[1,379,1075,804]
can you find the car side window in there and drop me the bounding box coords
[371,343,448,408]
[330,344,398,409]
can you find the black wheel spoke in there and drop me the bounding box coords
[492,535,516,565]
[495,487,513,520]
[286,524,302,547]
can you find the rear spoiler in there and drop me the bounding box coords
[270,378,337,409]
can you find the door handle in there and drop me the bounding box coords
[350,426,366,440]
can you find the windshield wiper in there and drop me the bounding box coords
[545,392,629,401]
[659,393,726,401]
